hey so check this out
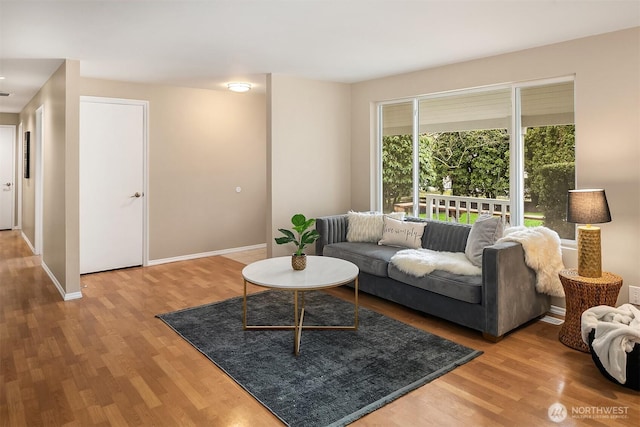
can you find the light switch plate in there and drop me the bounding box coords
[629,285,640,305]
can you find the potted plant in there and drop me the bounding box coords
[275,213,320,270]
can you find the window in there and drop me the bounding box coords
[378,78,575,240]
[520,82,575,239]
[381,102,415,213]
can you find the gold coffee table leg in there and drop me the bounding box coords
[294,290,305,355]
[242,279,248,330]
[243,278,359,356]
[293,290,299,355]
[354,277,359,330]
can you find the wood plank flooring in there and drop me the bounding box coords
[1,230,638,426]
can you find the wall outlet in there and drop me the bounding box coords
[629,285,640,305]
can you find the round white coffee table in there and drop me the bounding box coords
[242,256,359,355]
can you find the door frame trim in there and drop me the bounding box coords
[80,96,150,268]
[17,122,23,230]
[35,105,44,255]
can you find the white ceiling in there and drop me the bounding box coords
[0,0,639,113]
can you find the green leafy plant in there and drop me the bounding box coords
[275,214,320,256]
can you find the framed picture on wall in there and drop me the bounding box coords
[24,131,30,179]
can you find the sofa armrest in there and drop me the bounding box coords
[315,214,348,255]
[482,241,550,338]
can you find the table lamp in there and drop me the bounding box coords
[567,189,611,278]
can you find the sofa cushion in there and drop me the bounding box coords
[323,242,402,277]
[465,215,504,267]
[420,220,471,252]
[388,263,483,304]
[346,211,405,243]
[378,216,426,249]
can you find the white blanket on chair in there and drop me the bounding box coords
[581,304,640,384]
[497,226,565,297]
[391,249,482,277]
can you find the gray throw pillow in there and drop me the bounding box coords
[464,215,504,267]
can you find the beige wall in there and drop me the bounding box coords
[16,70,266,298]
[0,113,19,125]
[18,60,81,297]
[351,28,640,305]
[79,78,267,261]
[65,61,80,293]
[267,74,351,257]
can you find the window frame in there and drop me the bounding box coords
[376,75,576,240]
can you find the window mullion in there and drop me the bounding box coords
[412,99,419,217]
[511,87,524,226]
[376,104,383,212]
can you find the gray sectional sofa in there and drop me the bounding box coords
[315,214,550,340]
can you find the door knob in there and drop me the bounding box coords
[131,192,142,198]
[4,183,11,187]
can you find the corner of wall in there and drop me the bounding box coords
[64,59,81,295]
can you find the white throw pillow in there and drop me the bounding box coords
[464,214,504,267]
[346,211,405,243]
[378,216,426,249]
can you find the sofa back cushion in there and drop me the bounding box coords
[420,220,471,253]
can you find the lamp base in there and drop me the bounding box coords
[577,226,602,278]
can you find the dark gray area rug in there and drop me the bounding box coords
[157,291,481,427]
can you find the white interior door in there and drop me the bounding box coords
[0,126,16,230]
[80,98,147,274]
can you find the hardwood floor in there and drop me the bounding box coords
[1,230,637,426]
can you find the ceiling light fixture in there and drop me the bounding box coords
[227,82,252,93]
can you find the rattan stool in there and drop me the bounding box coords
[558,269,623,352]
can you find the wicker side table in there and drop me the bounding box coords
[558,269,623,352]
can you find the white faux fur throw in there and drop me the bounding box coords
[391,249,482,277]
[497,226,565,297]
[581,304,640,384]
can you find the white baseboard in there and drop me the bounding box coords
[22,233,83,301]
[21,231,36,254]
[147,243,267,266]
[41,260,83,301]
[549,305,566,317]
[63,291,83,301]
